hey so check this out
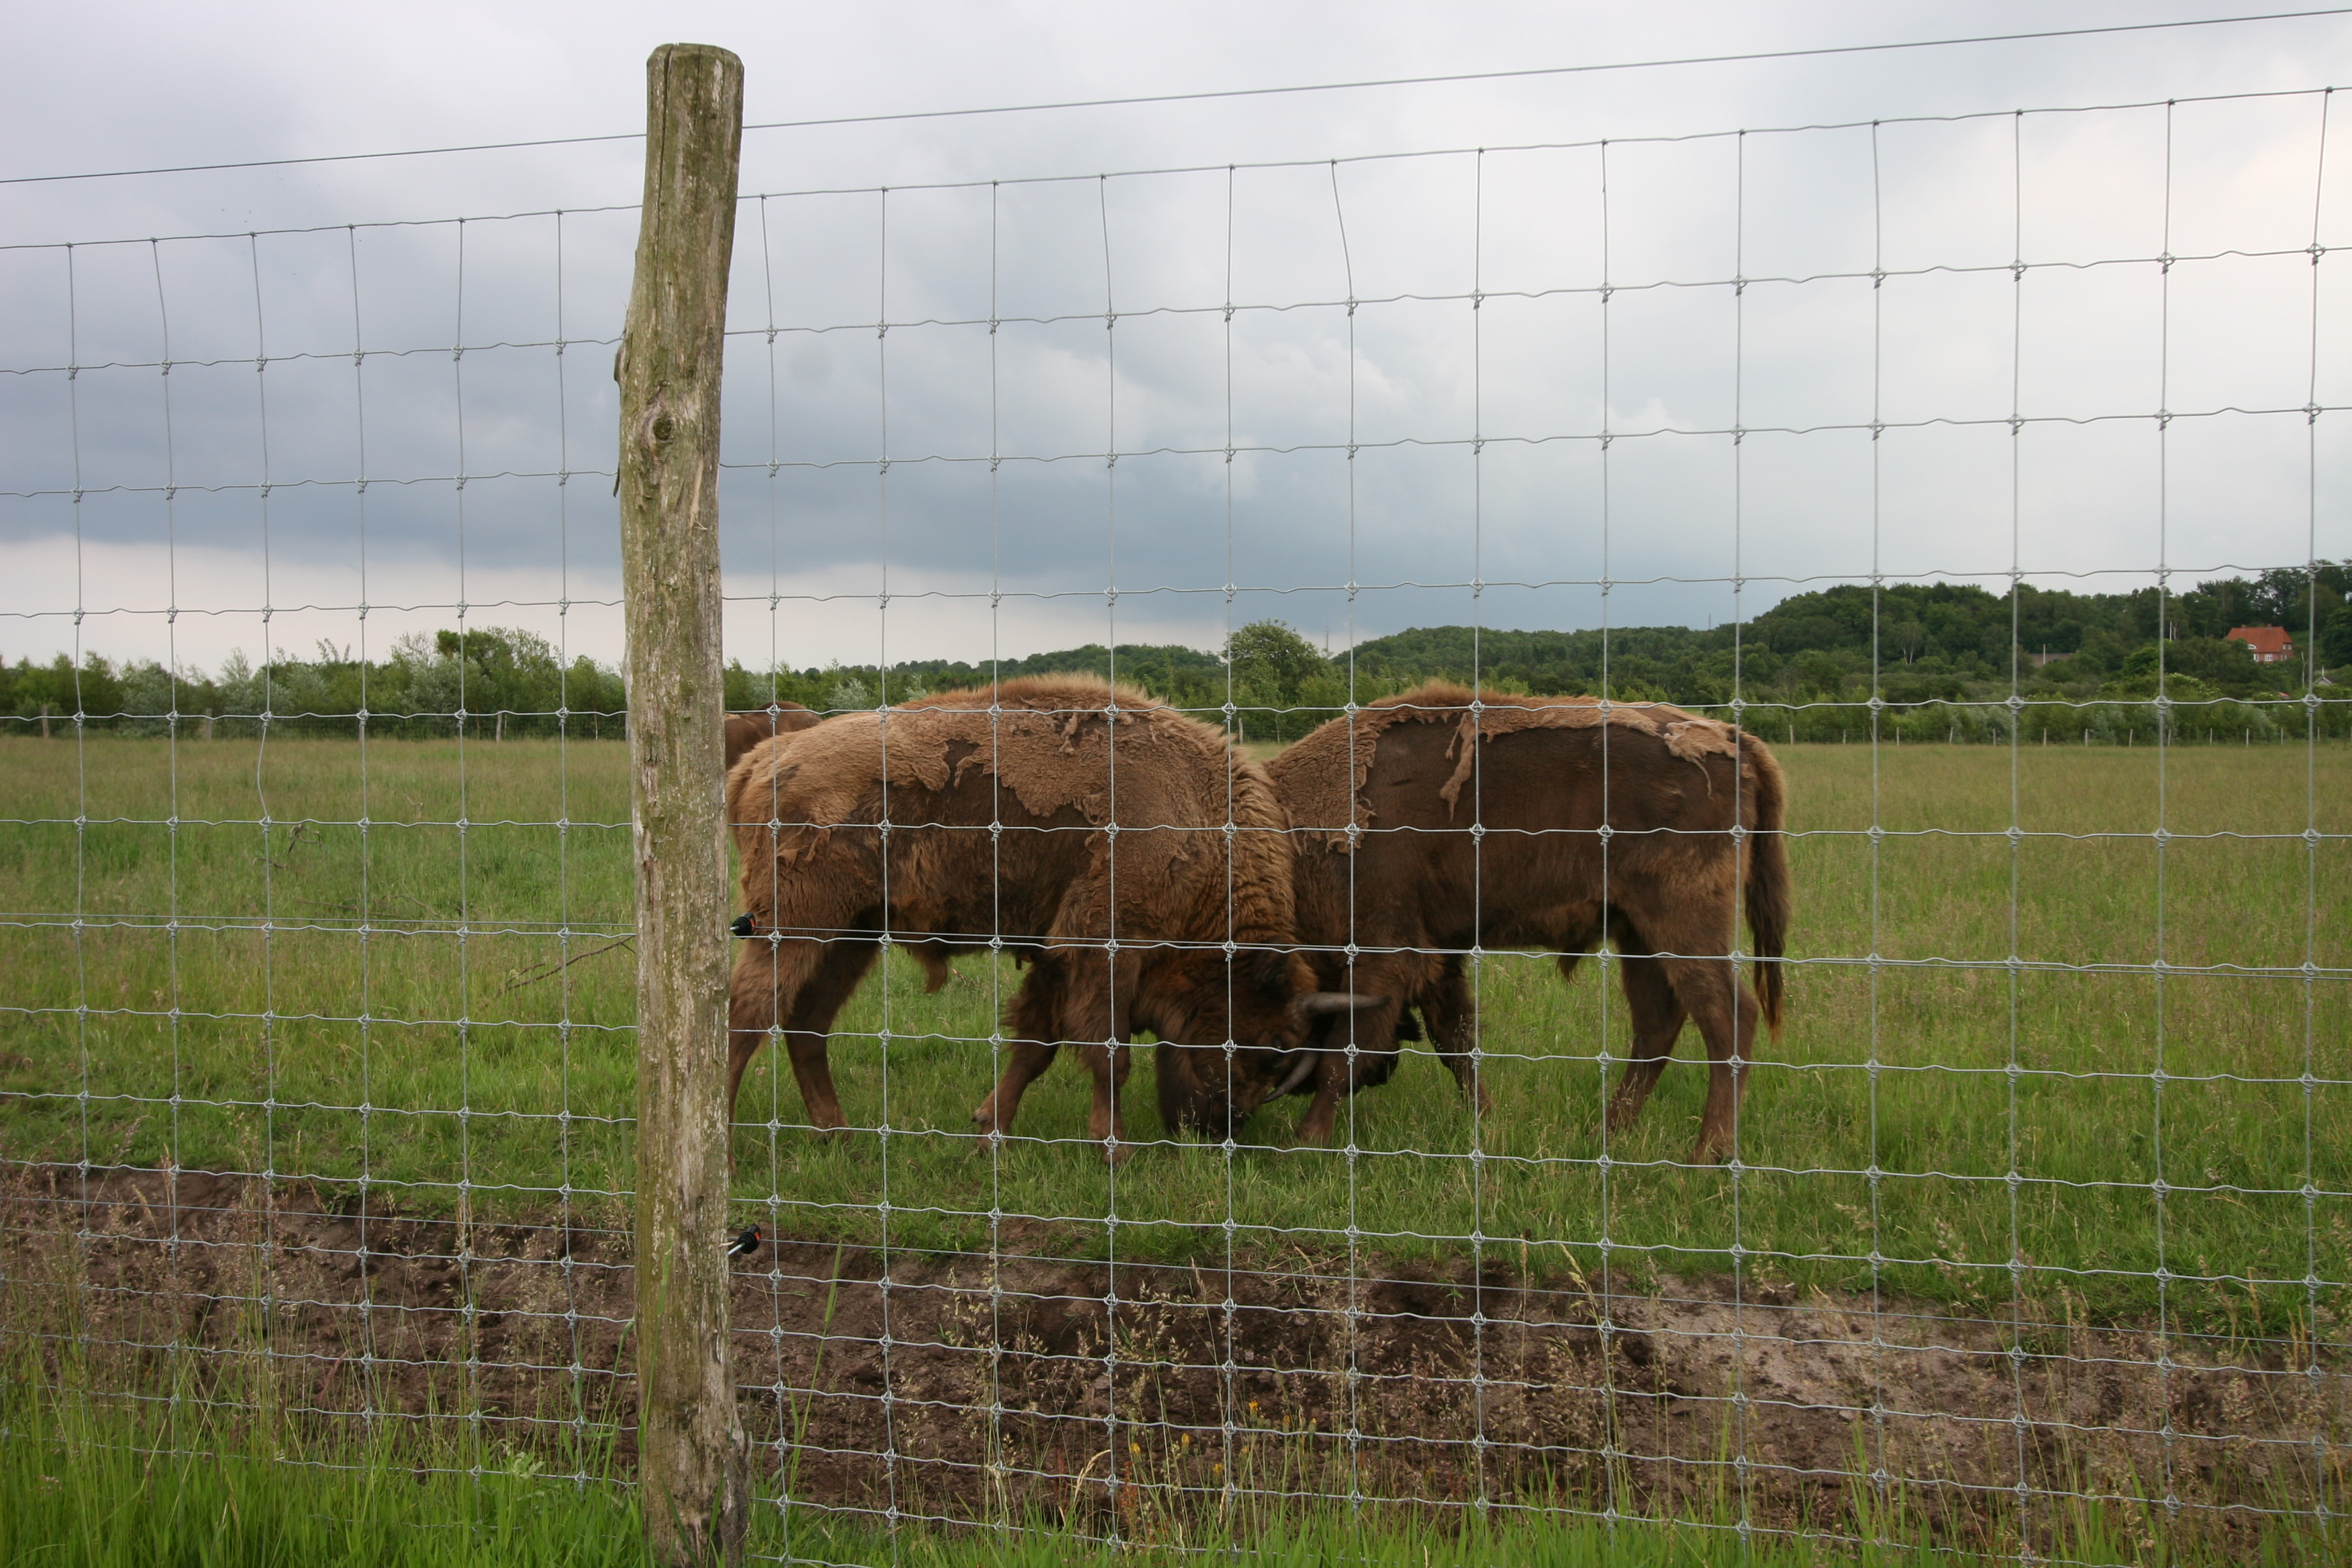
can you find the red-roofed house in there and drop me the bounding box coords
[2226,626,2296,664]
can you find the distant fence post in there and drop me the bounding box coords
[618,41,747,1567]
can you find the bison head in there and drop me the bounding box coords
[1146,948,1383,1138]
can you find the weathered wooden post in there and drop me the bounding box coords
[617,42,747,1567]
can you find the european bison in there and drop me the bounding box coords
[724,703,819,774]
[1267,684,1789,1162]
[724,677,1376,1155]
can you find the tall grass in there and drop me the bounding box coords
[5,1351,2315,1567]
[1,735,2345,1330]
[0,1349,648,1567]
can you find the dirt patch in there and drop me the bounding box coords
[5,1163,2342,1547]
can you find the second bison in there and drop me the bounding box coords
[1268,683,1789,1162]
[724,703,820,773]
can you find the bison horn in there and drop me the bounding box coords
[1275,1052,1320,1095]
[1293,991,1386,1016]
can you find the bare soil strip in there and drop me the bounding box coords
[5,1163,2341,1549]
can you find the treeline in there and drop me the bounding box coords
[0,628,626,741]
[724,566,2352,744]
[9,566,2347,744]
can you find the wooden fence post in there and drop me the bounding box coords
[618,41,747,1567]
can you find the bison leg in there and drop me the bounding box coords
[729,935,877,1133]
[1077,1040,1137,1161]
[783,938,881,1132]
[911,939,956,993]
[1602,946,1687,1136]
[1045,945,1140,1160]
[1420,957,1489,1116]
[1645,943,1756,1165]
[1602,883,1755,1163]
[1289,1049,1353,1148]
[728,938,797,1121]
[971,964,1063,1139]
[1685,955,1759,1164]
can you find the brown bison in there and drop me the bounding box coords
[1267,683,1789,1163]
[724,677,1376,1155]
[724,703,819,774]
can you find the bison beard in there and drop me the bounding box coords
[723,677,1375,1159]
[1269,684,1790,1164]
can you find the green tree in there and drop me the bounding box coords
[1223,620,1328,705]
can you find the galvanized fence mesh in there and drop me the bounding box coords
[1,76,2347,1565]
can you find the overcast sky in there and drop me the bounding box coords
[4,1,2349,676]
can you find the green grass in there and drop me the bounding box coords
[3,1353,2321,1568]
[1,735,2347,1332]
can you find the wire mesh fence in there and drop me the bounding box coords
[3,69,2349,1566]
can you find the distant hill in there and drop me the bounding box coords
[1340,569,2351,704]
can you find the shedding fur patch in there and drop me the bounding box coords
[1271,682,1743,842]
[726,676,1300,944]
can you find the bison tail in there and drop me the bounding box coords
[1742,734,1791,1038]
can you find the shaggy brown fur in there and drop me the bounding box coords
[1267,683,1790,1162]
[724,703,820,775]
[727,703,979,991]
[726,677,1369,1154]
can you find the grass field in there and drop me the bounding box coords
[1,733,2346,1333]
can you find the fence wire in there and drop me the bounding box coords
[2,81,2348,1565]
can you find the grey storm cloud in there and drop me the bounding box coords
[3,1,2348,672]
